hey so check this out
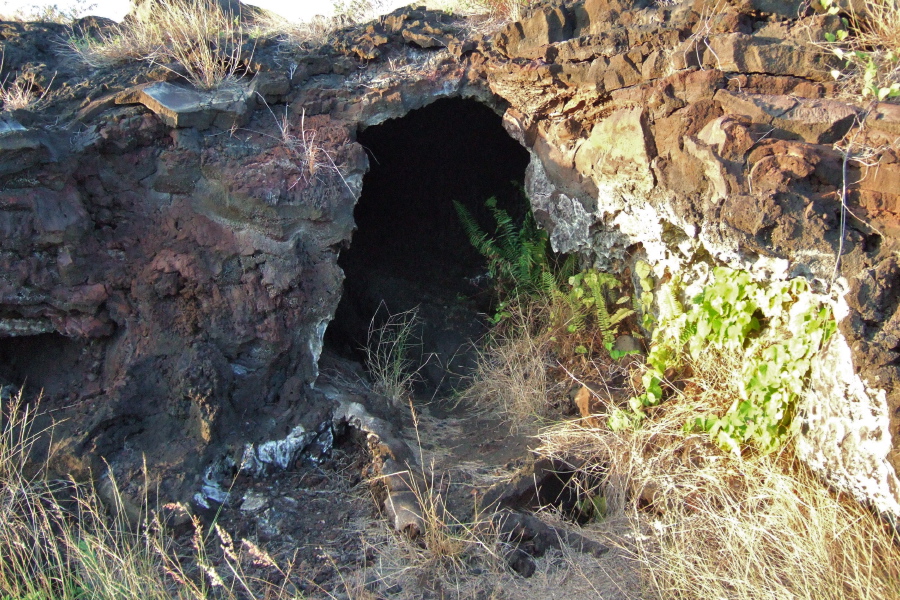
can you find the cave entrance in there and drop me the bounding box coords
[325,97,531,393]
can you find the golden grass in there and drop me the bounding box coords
[439,0,535,23]
[853,0,900,58]
[68,0,247,90]
[248,10,333,47]
[62,0,535,90]
[460,289,624,427]
[535,347,900,600]
[355,406,510,599]
[379,470,504,578]
[1,75,42,110]
[0,391,193,599]
[460,298,561,425]
[364,305,426,407]
[1,52,54,111]
[814,0,900,100]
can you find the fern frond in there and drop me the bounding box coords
[557,254,578,286]
[609,307,635,326]
[454,201,493,256]
[455,192,561,313]
[455,199,510,282]
[657,280,684,322]
[536,269,555,295]
[594,289,615,347]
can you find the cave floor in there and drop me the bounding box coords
[203,371,643,600]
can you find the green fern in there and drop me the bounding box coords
[565,270,634,348]
[454,196,554,299]
[455,197,635,357]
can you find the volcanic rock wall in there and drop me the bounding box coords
[1,0,899,516]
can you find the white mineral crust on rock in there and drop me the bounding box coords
[799,331,900,520]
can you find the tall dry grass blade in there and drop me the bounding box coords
[460,297,561,426]
[365,303,428,406]
[0,389,211,599]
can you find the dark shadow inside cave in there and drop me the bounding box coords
[324,97,531,393]
[0,332,95,401]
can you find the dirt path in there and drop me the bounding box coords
[376,393,646,600]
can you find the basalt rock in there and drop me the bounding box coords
[2,0,900,521]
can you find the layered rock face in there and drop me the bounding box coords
[1,0,899,515]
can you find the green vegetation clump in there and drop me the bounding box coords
[457,196,838,453]
[458,199,900,600]
[455,195,633,358]
[550,268,634,356]
[454,196,559,309]
[68,0,248,90]
[613,267,836,453]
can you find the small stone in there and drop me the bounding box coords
[240,491,268,512]
[612,335,642,355]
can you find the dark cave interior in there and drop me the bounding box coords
[324,97,531,390]
[0,332,95,401]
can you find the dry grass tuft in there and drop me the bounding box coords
[816,0,900,100]
[364,304,428,406]
[0,390,192,599]
[1,75,43,110]
[0,388,303,599]
[69,0,247,89]
[397,474,502,576]
[1,53,55,111]
[847,0,900,97]
[249,10,333,48]
[460,298,562,425]
[259,97,350,191]
[853,0,900,58]
[356,406,510,598]
[535,346,900,600]
[443,0,535,23]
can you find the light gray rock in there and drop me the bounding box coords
[0,115,27,136]
[116,81,253,130]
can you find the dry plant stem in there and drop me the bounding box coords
[371,401,505,589]
[829,111,892,289]
[815,0,900,100]
[1,51,56,110]
[830,114,866,287]
[0,388,304,600]
[256,94,355,194]
[365,304,426,404]
[249,11,333,47]
[684,0,726,70]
